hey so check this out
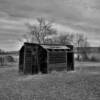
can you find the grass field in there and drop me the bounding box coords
[0,62,100,100]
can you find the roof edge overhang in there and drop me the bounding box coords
[40,45,69,50]
[24,42,73,46]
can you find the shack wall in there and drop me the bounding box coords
[47,50,67,72]
[19,43,74,74]
[24,46,32,74]
[19,46,24,72]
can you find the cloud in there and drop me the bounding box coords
[52,23,82,34]
[0,0,100,50]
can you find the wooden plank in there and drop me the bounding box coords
[48,63,67,72]
[24,46,32,74]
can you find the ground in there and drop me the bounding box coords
[0,62,100,100]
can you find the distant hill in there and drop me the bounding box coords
[5,51,19,55]
[0,47,100,55]
[0,51,19,55]
[6,47,100,54]
[74,47,100,53]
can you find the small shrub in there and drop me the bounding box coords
[6,56,15,62]
[0,57,5,66]
[90,56,99,62]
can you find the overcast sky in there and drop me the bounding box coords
[0,0,100,51]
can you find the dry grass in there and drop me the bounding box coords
[0,62,100,100]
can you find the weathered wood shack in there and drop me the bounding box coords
[19,42,74,74]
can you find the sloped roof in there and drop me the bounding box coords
[40,45,69,50]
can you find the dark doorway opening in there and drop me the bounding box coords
[67,52,74,71]
[32,55,38,74]
[40,61,47,74]
[39,50,47,74]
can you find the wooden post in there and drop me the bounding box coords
[72,51,74,70]
[47,50,49,73]
[66,50,67,71]
[30,47,33,74]
[36,46,40,74]
[23,46,26,74]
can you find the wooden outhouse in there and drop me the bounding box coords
[19,42,74,74]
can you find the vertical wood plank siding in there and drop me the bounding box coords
[19,43,74,74]
[24,47,32,74]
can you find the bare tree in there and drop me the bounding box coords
[54,33,74,45]
[75,33,90,60]
[25,17,57,44]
